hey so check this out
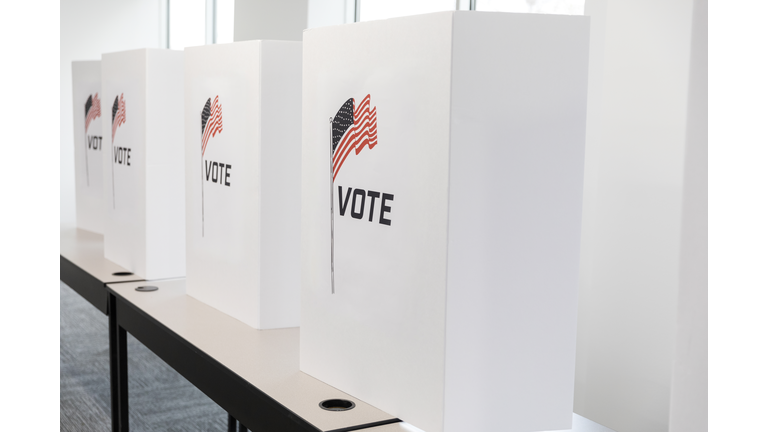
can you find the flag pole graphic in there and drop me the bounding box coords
[327,95,377,295]
[201,112,205,237]
[200,96,221,237]
[111,141,115,209]
[110,94,120,210]
[84,125,90,187]
[84,95,96,187]
[329,117,335,294]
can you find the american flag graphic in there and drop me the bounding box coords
[201,96,223,156]
[331,94,378,182]
[85,93,101,133]
[111,94,126,141]
[200,96,223,237]
[328,94,378,294]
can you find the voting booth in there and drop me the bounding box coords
[101,49,186,280]
[72,60,104,234]
[301,12,590,432]
[184,41,302,329]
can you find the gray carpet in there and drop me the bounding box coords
[60,281,228,431]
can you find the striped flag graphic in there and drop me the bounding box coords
[201,96,223,156]
[85,93,101,132]
[111,94,126,141]
[331,94,378,182]
[200,96,223,237]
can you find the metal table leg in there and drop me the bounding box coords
[109,293,129,431]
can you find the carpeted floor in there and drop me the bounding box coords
[60,281,228,431]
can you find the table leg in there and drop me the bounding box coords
[109,295,118,432]
[109,294,130,431]
[238,421,248,432]
[228,414,236,432]
[117,324,129,430]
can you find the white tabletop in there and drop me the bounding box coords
[107,279,398,432]
[60,227,141,284]
[364,413,616,432]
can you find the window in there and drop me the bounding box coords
[168,0,235,50]
[169,0,206,50]
[216,0,235,44]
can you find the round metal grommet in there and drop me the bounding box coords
[113,271,134,276]
[319,399,355,412]
[135,286,158,292]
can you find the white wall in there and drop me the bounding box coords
[575,0,696,431]
[61,0,165,227]
[234,0,308,42]
[668,0,707,429]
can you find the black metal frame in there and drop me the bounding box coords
[107,289,401,432]
[60,255,142,314]
[60,255,110,314]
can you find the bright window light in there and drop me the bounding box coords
[359,0,456,22]
[216,0,235,44]
[476,0,585,15]
[169,0,206,50]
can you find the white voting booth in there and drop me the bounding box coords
[72,61,104,234]
[301,12,590,432]
[101,49,186,280]
[184,41,302,329]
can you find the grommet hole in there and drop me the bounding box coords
[112,272,134,276]
[319,399,355,412]
[135,286,158,292]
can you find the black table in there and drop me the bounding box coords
[60,227,142,314]
[107,279,399,432]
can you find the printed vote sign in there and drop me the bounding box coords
[301,12,590,432]
[72,60,104,234]
[101,49,185,280]
[184,41,302,329]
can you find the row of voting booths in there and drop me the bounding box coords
[71,11,590,432]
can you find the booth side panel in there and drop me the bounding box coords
[145,49,186,280]
[258,41,303,329]
[444,12,591,432]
